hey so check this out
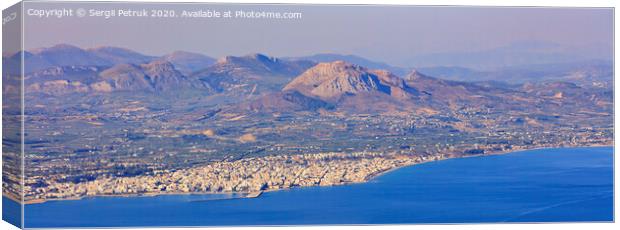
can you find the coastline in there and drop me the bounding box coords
[15,144,613,205]
[363,144,613,184]
[20,190,262,205]
[3,193,22,204]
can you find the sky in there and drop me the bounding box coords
[22,2,614,67]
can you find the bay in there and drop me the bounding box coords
[22,147,614,227]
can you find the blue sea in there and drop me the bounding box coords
[16,147,614,227]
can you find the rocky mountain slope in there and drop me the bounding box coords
[192,53,316,97]
[239,61,612,115]
[8,44,612,117]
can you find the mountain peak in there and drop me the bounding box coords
[325,60,354,66]
[245,53,273,61]
[404,69,429,81]
[47,43,83,51]
[22,44,163,73]
[217,53,278,66]
[31,44,85,55]
[287,53,409,76]
[283,61,411,101]
[87,46,155,65]
[166,51,207,58]
[88,46,134,52]
[324,60,355,67]
[282,61,361,95]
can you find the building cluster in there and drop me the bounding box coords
[24,152,445,202]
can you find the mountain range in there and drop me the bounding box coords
[4,44,216,74]
[418,59,612,88]
[236,60,610,115]
[240,61,417,113]
[4,44,613,116]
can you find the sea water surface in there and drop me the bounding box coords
[22,147,613,227]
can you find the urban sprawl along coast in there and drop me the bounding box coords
[16,132,612,204]
[25,152,441,203]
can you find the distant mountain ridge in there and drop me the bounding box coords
[9,44,216,74]
[20,51,319,98]
[192,53,316,97]
[87,46,157,65]
[288,53,409,76]
[25,59,209,95]
[405,41,612,71]
[245,61,496,114]
[7,43,612,89]
[418,59,613,88]
[158,51,216,75]
[8,43,613,111]
[237,60,611,116]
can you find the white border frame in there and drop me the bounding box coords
[1,0,617,230]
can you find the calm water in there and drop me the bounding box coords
[21,147,613,227]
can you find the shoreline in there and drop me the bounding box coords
[13,144,613,205]
[361,144,613,185]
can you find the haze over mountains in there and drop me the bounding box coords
[4,44,216,74]
[405,41,612,70]
[2,43,612,116]
[418,59,613,88]
[4,42,612,86]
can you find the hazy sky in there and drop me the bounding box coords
[22,2,613,66]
